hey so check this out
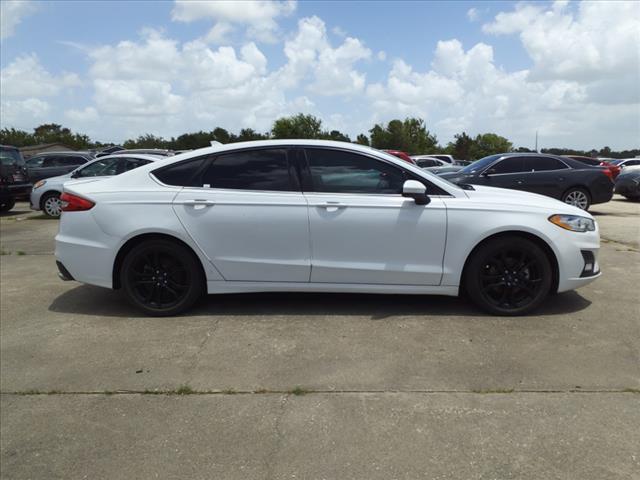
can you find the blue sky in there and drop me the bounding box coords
[1,0,639,149]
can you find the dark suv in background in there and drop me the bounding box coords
[440,153,614,210]
[25,152,94,182]
[0,145,32,212]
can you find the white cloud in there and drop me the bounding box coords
[0,54,80,98]
[0,98,50,128]
[482,1,640,83]
[280,16,371,95]
[171,0,296,43]
[466,7,479,22]
[203,22,235,44]
[0,0,38,40]
[377,50,387,61]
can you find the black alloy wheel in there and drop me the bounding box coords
[465,236,552,315]
[121,239,203,316]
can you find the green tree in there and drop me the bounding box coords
[236,128,269,142]
[212,127,235,144]
[0,128,36,147]
[324,130,351,142]
[369,118,438,153]
[468,133,513,160]
[271,113,324,139]
[123,134,168,149]
[171,131,214,150]
[447,132,474,160]
[355,133,370,146]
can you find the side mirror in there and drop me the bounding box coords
[482,168,496,176]
[70,171,79,179]
[402,180,430,205]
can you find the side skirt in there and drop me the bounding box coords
[206,281,459,296]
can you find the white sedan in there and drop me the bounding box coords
[55,140,601,316]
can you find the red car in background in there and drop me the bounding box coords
[564,155,621,180]
[383,149,416,164]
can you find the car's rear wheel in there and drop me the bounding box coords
[562,187,591,211]
[41,192,62,218]
[120,239,204,316]
[464,236,552,316]
[0,198,16,212]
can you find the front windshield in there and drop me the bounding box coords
[459,154,503,174]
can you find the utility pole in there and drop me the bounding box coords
[535,130,538,152]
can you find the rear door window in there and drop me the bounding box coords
[153,158,208,187]
[489,157,525,174]
[202,149,293,191]
[524,157,568,172]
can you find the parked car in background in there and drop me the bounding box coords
[0,145,31,212]
[26,152,94,182]
[31,154,162,217]
[411,155,448,168]
[440,153,614,211]
[425,165,464,175]
[429,154,455,164]
[382,149,415,164]
[609,158,640,170]
[56,140,601,317]
[614,167,640,201]
[564,155,621,179]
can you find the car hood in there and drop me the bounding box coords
[460,184,591,217]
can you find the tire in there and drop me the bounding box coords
[41,192,62,218]
[464,236,553,316]
[120,239,204,316]
[0,198,16,212]
[562,187,591,211]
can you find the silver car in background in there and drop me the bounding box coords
[30,154,162,217]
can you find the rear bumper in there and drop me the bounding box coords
[590,179,614,205]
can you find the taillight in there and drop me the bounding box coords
[60,192,95,212]
[600,168,613,181]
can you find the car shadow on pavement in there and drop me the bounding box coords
[48,285,592,319]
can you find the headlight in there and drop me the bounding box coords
[33,180,46,190]
[549,214,595,232]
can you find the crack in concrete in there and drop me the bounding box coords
[266,394,288,480]
[2,388,638,396]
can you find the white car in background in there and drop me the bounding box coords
[30,154,162,217]
[55,140,601,316]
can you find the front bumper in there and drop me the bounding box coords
[554,226,601,293]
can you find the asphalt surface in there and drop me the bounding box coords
[1,198,639,479]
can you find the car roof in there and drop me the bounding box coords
[88,153,164,162]
[30,151,93,157]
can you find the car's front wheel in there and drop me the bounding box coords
[41,192,62,218]
[562,187,591,211]
[120,239,204,316]
[464,236,553,316]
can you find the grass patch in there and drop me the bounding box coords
[472,388,515,394]
[28,214,57,220]
[288,386,309,396]
[16,250,26,256]
[175,384,194,395]
[0,249,9,255]
[253,388,268,394]
[222,388,237,395]
[622,388,640,394]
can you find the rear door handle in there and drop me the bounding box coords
[317,201,346,212]
[182,199,215,206]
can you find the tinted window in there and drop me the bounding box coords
[415,159,439,168]
[625,160,640,166]
[306,149,405,194]
[26,156,44,168]
[120,158,151,172]
[524,157,568,172]
[75,158,119,177]
[489,157,525,174]
[153,158,207,186]
[460,155,503,174]
[202,149,292,191]
[59,156,87,166]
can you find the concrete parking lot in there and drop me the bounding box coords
[1,198,639,479]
